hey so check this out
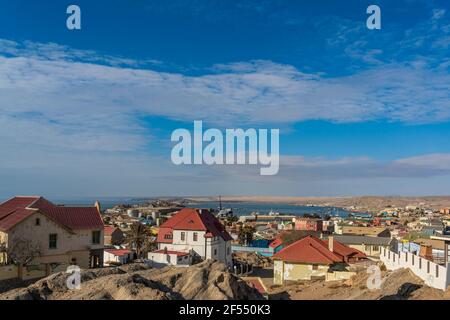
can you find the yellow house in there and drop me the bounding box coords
[273,236,366,284]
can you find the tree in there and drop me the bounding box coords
[238,225,255,246]
[226,215,238,225]
[126,222,150,258]
[6,238,41,266]
[0,241,7,265]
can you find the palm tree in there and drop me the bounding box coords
[126,222,150,258]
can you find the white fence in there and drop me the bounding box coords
[380,247,450,290]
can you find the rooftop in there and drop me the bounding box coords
[332,234,393,246]
[157,208,232,243]
[273,235,366,264]
[0,196,104,232]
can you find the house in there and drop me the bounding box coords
[341,226,391,238]
[149,208,233,267]
[293,217,323,232]
[104,225,125,246]
[268,236,284,254]
[147,249,192,268]
[104,249,133,266]
[0,196,104,280]
[273,235,366,284]
[331,234,395,260]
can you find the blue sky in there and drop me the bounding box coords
[0,0,449,198]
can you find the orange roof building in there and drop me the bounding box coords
[273,235,366,284]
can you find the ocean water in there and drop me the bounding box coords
[186,201,351,217]
[52,197,352,218]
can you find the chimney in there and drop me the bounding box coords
[328,236,334,252]
[94,201,101,213]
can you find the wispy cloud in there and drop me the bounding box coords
[1,39,449,131]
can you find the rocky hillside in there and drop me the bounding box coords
[268,268,450,300]
[0,261,264,300]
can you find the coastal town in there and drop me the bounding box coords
[1,195,450,299]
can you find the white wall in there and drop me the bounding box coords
[381,247,449,291]
[159,230,206,257]
[103,252,132,265]
[147,252,190,268]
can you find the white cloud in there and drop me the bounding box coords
[394,153,450,170]
[0,39,449,135]
[0,37,449,196]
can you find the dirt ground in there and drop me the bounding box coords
[0,261,263,300]
[266,268,450,300]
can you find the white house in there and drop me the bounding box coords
[147,249,191,268]
[149,208,233,268]
[104,249,133,266]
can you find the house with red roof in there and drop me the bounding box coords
[104,248,134,266]
[104,225,125,246]
[149,208,233,267]
[0,196,104,280]
[273,235,366,284]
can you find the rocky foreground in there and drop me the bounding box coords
[2,261,450,300]
[268,268,450,300]
[0,261,263,300]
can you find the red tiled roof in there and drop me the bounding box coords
[0,196,104,232]
[157,208,232,243]
[156,227,174,243]
[273,235,355,264]
[105,249,132,256]
[0,197,39,220]
[153,249,189,257]
[104,225,116,235]
[0,208,35,231]
[269,237,283,248]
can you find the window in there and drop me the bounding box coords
[214,249,217,256]
[193,232,198,242]
[49,234,57,249]
[92,231,101,244]
[181,232,185,241]
[35,218,40,226]
[373,245,379,251]
[312,264,318,270]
